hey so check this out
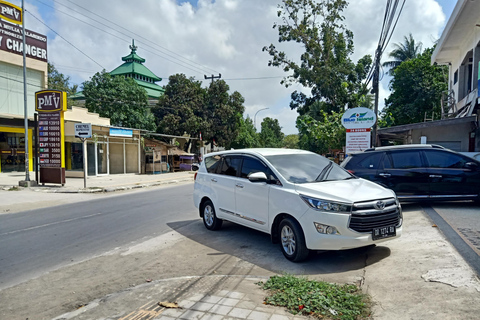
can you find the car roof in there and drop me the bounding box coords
[349,144,447,154]
[205,148,314,158]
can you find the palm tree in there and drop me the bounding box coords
[382,33,423,74]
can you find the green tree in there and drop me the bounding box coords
[283,134,299,149]
[382,33,423,75]
[48,63,78,95]
[296,111,345,154]
[48,63,78,107]
[82,70,155,130]
[152,74,206,149]
[205,80,245,149]
[259,117,284,148]
[383,47,447,126]
[230,116,261,149]
[263,0,372,116]
[152,74,246,150]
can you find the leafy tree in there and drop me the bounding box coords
[230,116,261,149]
[259,117,284,148]
[82,70,155,130]
[48,63,78,107]
[48,63,78,95]
[152,74,245,150]
[383,47,447,126]
[152,74,207,150]
[382,33,423,75]
[263,0,372,116]
[205,80,245,149]
[296,111,345,154]
[283,134,299,149]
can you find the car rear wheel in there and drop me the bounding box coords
[202,200,222,230]
[279,218,309,262]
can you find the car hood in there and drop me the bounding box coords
[294,178,395,203]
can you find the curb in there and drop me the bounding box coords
[0,178,193,194]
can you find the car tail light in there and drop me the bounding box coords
[194,172,198,180]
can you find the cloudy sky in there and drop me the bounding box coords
[12,0,456,134]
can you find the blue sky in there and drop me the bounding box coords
[7,0,457,134]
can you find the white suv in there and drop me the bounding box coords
[193,148,402,262]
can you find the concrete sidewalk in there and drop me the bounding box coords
[0,171,195,193]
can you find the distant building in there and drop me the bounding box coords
[72,40,164,106]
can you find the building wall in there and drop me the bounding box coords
[411,124,473,151]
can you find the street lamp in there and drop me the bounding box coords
[254,108,269,131]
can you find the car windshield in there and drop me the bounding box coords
[264,153,353,184]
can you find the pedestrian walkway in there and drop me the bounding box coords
[0,171,194,193]
[53,275,308,320]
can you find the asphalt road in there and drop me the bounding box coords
[0,184,197,290]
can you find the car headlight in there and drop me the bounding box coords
[300,195,352,213]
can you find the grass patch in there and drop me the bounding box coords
[8,186,20,191]
[257,274,371,320]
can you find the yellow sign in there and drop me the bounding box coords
[0,0,22,25]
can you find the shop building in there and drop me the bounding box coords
[0,18,47,173]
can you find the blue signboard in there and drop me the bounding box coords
[109,128,133,137]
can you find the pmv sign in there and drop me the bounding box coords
[35,90,67,112]
[0,0,22,25]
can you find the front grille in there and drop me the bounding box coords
[349,198,401,233]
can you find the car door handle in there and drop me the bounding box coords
[235,183,244,188]
[211,178,217,182]
[429,175,442,178]
[379,173,391,178]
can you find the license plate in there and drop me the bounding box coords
[372,225,396,240]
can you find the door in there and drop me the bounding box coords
[424,150,479,197]
[376,150,430,199]
[234,156,271,232]
[210,156,242,221]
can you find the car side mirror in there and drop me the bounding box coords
[248,171,268,183]
[465,162,479,171]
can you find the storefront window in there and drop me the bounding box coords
[0,132,25,172]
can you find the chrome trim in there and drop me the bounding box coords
[219,208,266,225]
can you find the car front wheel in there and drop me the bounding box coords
[279,218,309,262]
[202,200,222,230]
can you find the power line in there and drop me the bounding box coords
[35,0,219,76]
[27,11,105,70]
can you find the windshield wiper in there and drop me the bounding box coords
[315,161,333,182]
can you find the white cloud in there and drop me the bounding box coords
[22,0,447,134]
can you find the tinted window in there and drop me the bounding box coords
[357,153,383,169]
[265,153,352,184]
[218,156,241,177]
[205,155,221,173]
[241,157,268,178]
[389,151,423,169]
[424,150,468,169]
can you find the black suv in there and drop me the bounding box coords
[341,145,480,202]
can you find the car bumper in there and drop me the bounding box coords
[299,209,402,250]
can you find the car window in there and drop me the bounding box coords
[389,151,423,169]
[265,153,351,184]
[424,150,469,169]
[357,153,383,169]
[217,156,242,177]
[205,155,221,173]
[240,157,268,178]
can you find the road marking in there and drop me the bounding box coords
[0,212,105,236]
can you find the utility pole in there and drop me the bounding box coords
[372,45,381,148]
[204,74,221,83]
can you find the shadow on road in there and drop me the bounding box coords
[168,219,391,275]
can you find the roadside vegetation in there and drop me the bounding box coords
[257,274,371,320]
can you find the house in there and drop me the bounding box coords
[378,0,479,152]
